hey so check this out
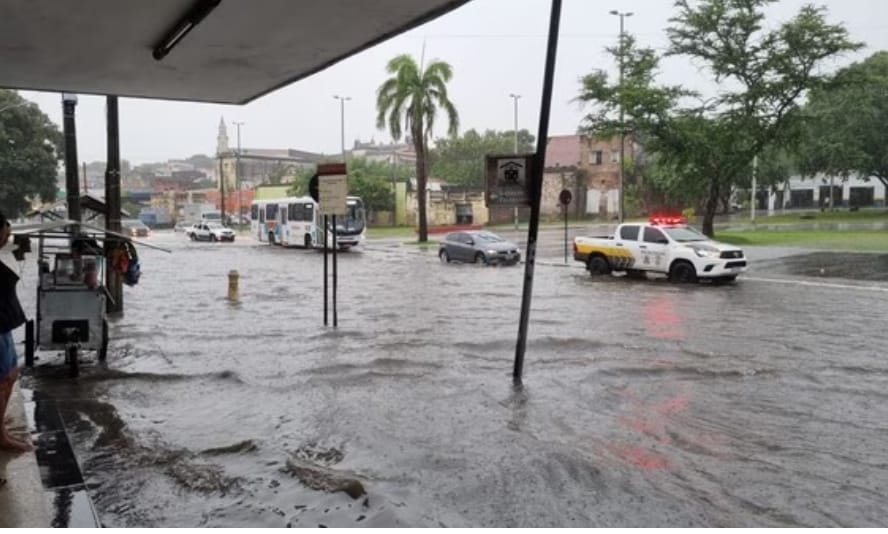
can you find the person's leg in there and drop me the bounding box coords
[0,332,30,452]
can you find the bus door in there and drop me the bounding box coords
[279,203,289,245]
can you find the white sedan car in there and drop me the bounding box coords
[185,222,236,242]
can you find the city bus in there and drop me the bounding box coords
[250,196,366,249]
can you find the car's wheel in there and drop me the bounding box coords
[474,252,488,265]
[587,254,611,276]
[304,234,312,248]
[669,260,698,283]
[189,233,196,241]
[439,249,451,263]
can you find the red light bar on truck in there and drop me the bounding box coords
[648,214,687,226]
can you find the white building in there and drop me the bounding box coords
[763,174,886,211]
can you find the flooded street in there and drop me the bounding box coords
[18,230,888,527]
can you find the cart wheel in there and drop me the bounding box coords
[24,319,35,367]
[98,319,109,362]
[67,345,79,377]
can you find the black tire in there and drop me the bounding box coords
[67,345,79,378]
[474,252,488,265]
[625,269,646,280]
[587,254,612,276]
[439,249,451,263]
[24,319,35,367]
[304,234,312,248]
[98,319,109,362]
[189,233,196,241]
[669,261,698,284]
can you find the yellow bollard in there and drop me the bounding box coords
[228,270,239,301]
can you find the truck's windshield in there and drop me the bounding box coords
[663,226,708,242]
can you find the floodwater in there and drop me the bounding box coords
[17,230,888,527]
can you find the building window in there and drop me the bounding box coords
[610,150,620,163]
[591,151,603,165]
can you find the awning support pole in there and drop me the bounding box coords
[513,0,562,385]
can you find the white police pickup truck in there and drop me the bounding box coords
[573,216,747,283]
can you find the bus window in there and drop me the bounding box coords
[266,203,278,220]
[251,204,259,219]
[302,203,314,221]
[259,205,265,223]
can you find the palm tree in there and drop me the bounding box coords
[376,54,459,242]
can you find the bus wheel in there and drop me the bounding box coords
[268,232,276,245]
[304,235,312,248]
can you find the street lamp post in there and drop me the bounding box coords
[509,93,522,229]
[333,95,351,160]
[61,93,81,222]
[233,121,244,224]
[610,9,633,223]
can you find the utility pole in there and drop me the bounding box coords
[233,121,244,224]
[751,154,758,222]
[610,9,633,223]
[333,95,351,160]
[510,93,521,230]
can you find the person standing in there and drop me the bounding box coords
[0,211,31,453]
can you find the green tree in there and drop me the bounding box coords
[0,90,63,216]
[430,129,535,188]
[376,54,459,242]
[797,52,888,192]
[579,0,860,236]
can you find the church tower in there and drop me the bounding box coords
[216,116,229,155]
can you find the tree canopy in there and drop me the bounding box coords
[578,0,861,235]
[377,54,459,241]
[430,129,534,189]
[796,51,888,189]
[0,90,63,216]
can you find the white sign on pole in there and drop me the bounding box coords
[319,174,348,215]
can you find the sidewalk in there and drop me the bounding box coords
[0,382,51,528]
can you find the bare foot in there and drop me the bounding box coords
[0,434,33,453]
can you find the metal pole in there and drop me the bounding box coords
[751,154,757,222]
[334,95,350,160]
[219,155,226,224]
[564,202,568,264]
[332,215,338,328]
[514,0,562,385]
[234,121,243,224]
[324,215,329,326]
[105,96,123,314]
[618,14,625,223]
[510,93,521,230]
[62,94,81,222]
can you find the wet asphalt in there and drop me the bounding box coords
[17,227,888,527]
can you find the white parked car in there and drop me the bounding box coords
[186,222,236,242]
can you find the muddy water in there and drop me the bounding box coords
[19,232,888,527]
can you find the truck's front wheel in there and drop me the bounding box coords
[669,260,697,284]
[587,255,611,276]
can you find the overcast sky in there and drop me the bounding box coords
[17,0,888,164]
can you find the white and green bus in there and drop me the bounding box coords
[250,196,366,249]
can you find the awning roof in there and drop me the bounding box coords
[0,0,470,104]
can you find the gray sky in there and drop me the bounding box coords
[18,0,888,164]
